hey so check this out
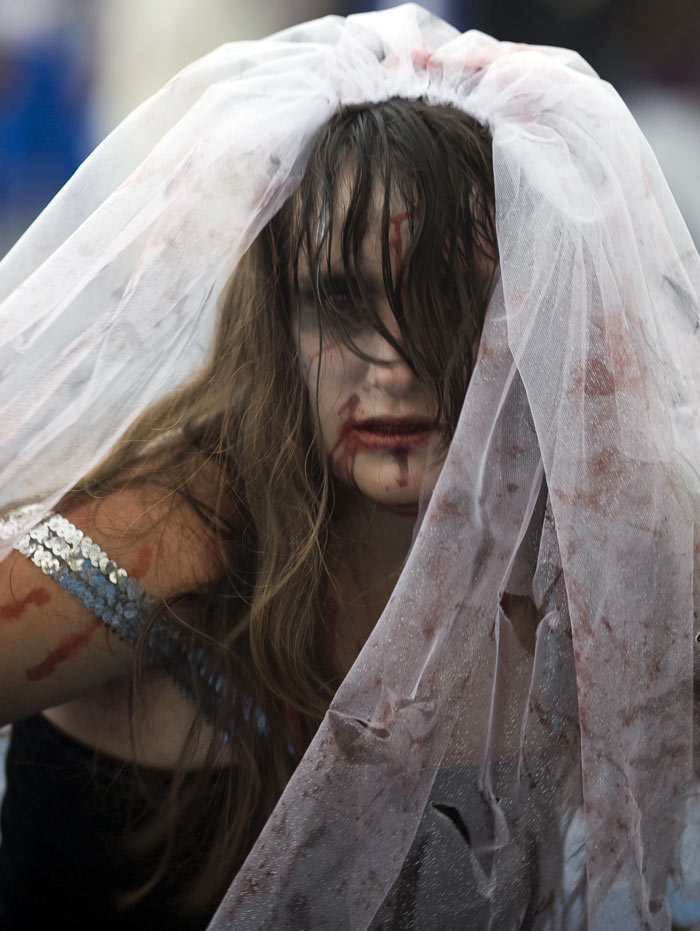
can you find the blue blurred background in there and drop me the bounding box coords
[0,0,698,257]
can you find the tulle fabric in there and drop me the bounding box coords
[1,4,699,928]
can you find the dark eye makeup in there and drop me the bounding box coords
[296,273,364,334]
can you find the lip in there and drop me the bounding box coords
[349,417,435,450]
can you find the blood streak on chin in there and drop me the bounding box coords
[25,619,101,681]
[329,422,361,487]
[392,449,409,488]
[0,587,50,621]
[332,393,363,486]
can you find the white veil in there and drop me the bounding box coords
[1,5,699,928]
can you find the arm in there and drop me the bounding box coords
[0,480,222,727]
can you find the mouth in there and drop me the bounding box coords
[349,417,435,450]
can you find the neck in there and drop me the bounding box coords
[326,486,418,676]
[331,485,418,575]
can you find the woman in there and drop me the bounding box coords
[0,6,699,930]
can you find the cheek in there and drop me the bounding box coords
[297,332,320,386]
[297,336,362,414]
[301,352,367,484]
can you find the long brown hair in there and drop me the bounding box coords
[67,97,498,917]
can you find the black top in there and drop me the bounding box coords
[0,714,217,931]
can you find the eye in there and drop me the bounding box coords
[322,275,352,309]
[295,273,376,341]
[322,275,373,338]
[295,275,353,332]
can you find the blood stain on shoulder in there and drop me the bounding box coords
[0,587,50,621]
[129,543,153,581]
[25,618,101,681]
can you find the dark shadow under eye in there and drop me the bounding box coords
[296,275,352,330]
[296,274,378,342]
[318,276,369,337]
[296,299,321,331]
[320,274,352,309]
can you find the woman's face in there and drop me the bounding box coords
[294,210,444,513]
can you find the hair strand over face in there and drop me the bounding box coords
[282,97,498,439]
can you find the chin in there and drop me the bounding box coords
[354,474,423,513]
[352,451,425,508]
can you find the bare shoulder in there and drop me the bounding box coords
[0,456,229,728]
[63,456,228,599]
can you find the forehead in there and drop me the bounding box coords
[332,161,408,224]
[294,164,410,275]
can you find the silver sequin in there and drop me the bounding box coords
[9,511,154,646]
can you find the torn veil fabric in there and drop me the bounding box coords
[1,4,699,929]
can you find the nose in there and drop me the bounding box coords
[363,321,417,396]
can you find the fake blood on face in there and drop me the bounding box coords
[332,391,431,491]
[329,393,362,485]
[331,388,436,497]
[337,393,361,420]
[329,420,363,487]
[392,449,409,488]
[389,211,409,270]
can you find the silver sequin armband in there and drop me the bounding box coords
[6,510,153,645]
[1,507,270,742]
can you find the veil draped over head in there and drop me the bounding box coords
[1,4,700,929]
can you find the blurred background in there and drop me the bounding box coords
[0,0,698,257]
